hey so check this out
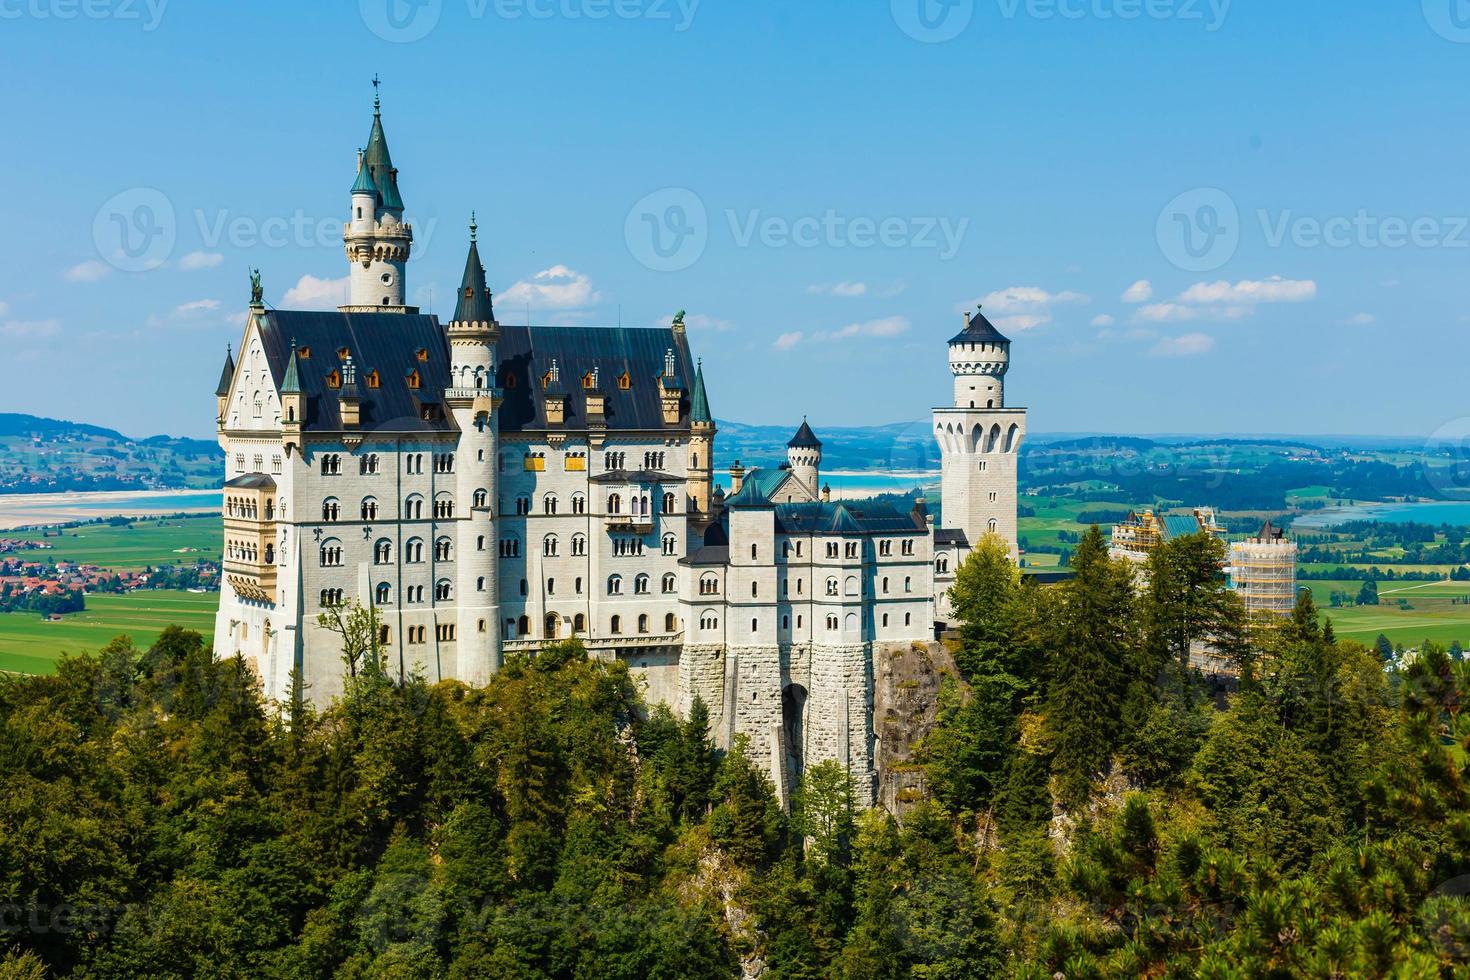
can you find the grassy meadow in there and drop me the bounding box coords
[10,514,218,570]
[0,589,217,674]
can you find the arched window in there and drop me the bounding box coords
[662,491,677,513]
[572,493,586,515]
[935,556,949,574]
[499,535,520,558]
[662,533,677,556]
[375,583,391,605]
[608,575,623,596]
[374,539,393,564]
[607,493,622,515]
[319,540,343,567]
[435,538,453,561]
[988,518,999,533]
[662,573,677,593]
[543,494,558,515]
[545,614,560,639]
[405,538,424,563]
[571,534,587,557]
[665,612,678,632]
[573,613,586,634]
[700,610,719,630]
[700,574,720,596]
[405,494,424,520]
[544,535,559,557]
[515,495,531,516]
[517,616,530,637]
[360,497,378,521]
[826,577,838,596]
[473,489,488,509]
[634,574,650,595]
[638,614,649,634]
[321,498,340,522]
[611,615,623,635]
[435,580,452,601]
[433,494,455,520]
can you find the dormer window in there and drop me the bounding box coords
[406,369,420,390]
[618,372,631,390]
[502,371,518,389]
[582,372,596,389]
[298,346,312,359]
[542,372,554,390]
[366,370,380,389]
[326,370,341,389]
[415,348,429,363]
[337,346,350,360]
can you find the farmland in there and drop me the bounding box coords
[9,515,218,570]
[0,589,216,675]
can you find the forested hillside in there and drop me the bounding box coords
[0,531,1467,977]
[0,414,217,493]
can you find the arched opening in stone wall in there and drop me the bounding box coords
[782,683,808,790]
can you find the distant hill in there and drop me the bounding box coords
[0,414,218,494]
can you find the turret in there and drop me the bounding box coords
[342,82,414,311]
[687,359,716,521]
[786,418,822,498]
[215,344,235,423]
[948,305,1010,409]
[280,339,304,455]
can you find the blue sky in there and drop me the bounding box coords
[3,0,1468,440]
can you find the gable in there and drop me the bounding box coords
[224,312,282,432]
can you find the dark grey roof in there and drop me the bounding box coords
[680,546,730,567]
[770,501,927,537]
[451,233,495,324]
[215,347,236,397]
[363,103,404,211]
[935,528,969,547]
[495,324,697,433]
[788,419,822,449]
[589,469,684,484]
[254,310,455,433]
[224,473,276,489]
[948,308,1011,346]
[690,360,712,424]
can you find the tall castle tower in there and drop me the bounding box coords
[343,85,414,312]
[933,307,1027,557]
[687,359,717,525]
[446,216,501,684]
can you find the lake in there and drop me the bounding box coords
[1294,501,1470,529]
[0,490,223,530]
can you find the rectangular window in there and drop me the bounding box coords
[272,455,282,475]
[565,453,586,472]
[524,454,546,472]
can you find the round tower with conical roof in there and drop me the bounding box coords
[342,85,414,311]
[786,418,822,499]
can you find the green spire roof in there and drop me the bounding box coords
[690,359,712,424]
[451,217,495,324]
[351,154,378,197]
[363,95,404,211]
[281,340,302,394]
[215,345,235,397]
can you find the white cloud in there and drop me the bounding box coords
[1090,314,1116,327]
[956,286,1088,332]
[773,331,804,351]
[1151,332,1215,357]
[808,281,868,298]
[992,314,1051,332]
[282,274,349,310]
[1134,302,1251,324]
[179,251,224,271]
[0,319,61,339]
[817,315,911,341]
[1382,278,1401,288]
[1340,312,1375,326]
[175,299,221,315]
[65,260,110,282]
[498,265,601,311]
[1121,280,1154,303]
[1177,276,1317,305]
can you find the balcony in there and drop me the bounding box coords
[224,557,276,602]
[605,513,655,531]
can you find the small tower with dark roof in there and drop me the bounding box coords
[215,345,235,422]
[787,418,823,499]
[342,80,414,311]
[687,358,717,524]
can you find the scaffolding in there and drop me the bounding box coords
[1229,522,1298,619]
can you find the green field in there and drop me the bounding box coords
[11,515,219,570]
[1303,579,1470,650]
[0,590,216,674]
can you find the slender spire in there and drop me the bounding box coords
[363,77,403,211]
[451,220,495,324]
[690,358,712,424]
[351,151,378,197]
[281,339,302,394]
[215,345,235,397]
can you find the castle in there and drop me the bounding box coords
[212,93,1027,803]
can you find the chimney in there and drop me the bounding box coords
[729,460,745,495]
[963,310,972,328]
[822,483,832,503]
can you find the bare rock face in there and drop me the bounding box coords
[872,639,962,818]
